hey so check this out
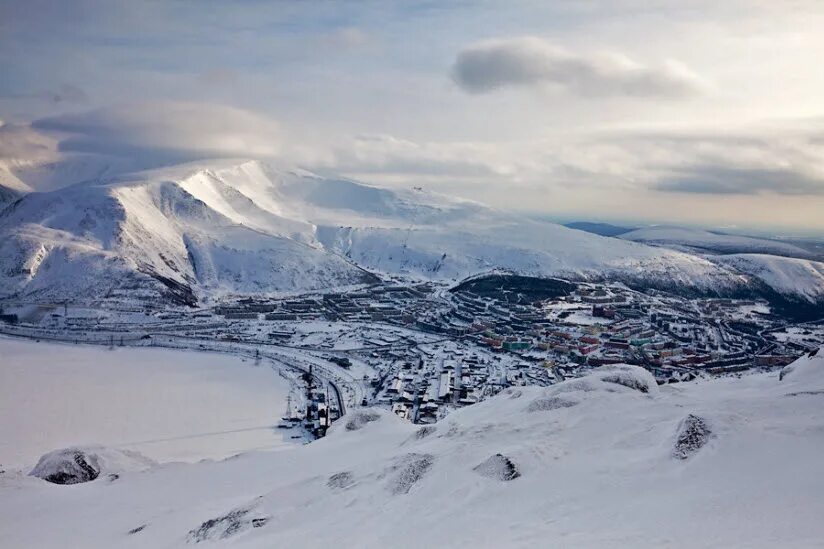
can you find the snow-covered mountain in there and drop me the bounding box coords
[620,225,812,258]
[1,158,822,306]
[3,351,823,548]
[0,161,376,304]
[710,253,824,304]
[0,165,33,209]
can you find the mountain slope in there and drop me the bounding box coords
[0,163,375,303]
[710,253,824,304]
[318,220,746,295]
[564,221,636,237]
[2,353,823,548]
[1,159,822,305]
[0,164,33,209]
[620,225,812,258]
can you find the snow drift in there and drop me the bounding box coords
[3,355,824,547]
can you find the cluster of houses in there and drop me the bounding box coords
[213,284,438,325]
[439,284,805,382]
[370,348,515,423]
[6,277,816,433]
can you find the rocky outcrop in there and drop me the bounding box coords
[673,414,712,460]
[473,454,520,481]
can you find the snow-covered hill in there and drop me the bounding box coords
[620,225,812,258]
[2,352,823,548]
[0,164,33,209]
[0,161,376,303]
[1,159,822,305]
[710,253,824,304]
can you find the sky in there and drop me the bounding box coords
[2,0,824,233]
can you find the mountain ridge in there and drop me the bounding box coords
[1,159,822,308]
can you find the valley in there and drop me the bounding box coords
[3,274,821,444]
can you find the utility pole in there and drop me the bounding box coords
[327,382,331,427]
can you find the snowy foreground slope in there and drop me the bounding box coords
[2,353,824,548]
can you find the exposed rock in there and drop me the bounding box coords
[595,365,658,394]
[526,395,578,413]
[128,525,147,535]
[29,446,155,485]
[387,453,434,495]
[673,414,712,460]
[414,426,436,440]
[30,449,100,485]
[345,410,381,431]
[187,505,270,543]
[327,471,355,490]
[473,454,521,481]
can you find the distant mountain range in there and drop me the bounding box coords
[1,158,823,311]
[618,225,817,259]
[563,221,635,237]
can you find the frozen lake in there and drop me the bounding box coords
[0,337,300,469]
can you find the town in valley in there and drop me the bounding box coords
[2,274,821,439]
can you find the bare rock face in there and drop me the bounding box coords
[187,505,269,543]
[327,471,356,490]
[387,453,434,495]
[30,448,100,485]
[345,410,381,431]
[414,426,436,439]
[526,395,578,413]
[29,446,156,485]
[595,364,657,394]
[673,414,712,460]
[473,454,521,481]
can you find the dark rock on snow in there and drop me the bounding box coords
[473,454,521,481]
[673,414,712,460]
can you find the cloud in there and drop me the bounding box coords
[452,37,708,98]
[656,166,824,195]
[32,101,281,162]
[0,123,59,161]
[312,126,824,200]
[44,84,89,104]
[324,134,513,180]
[323,27,370,48]
[306,134,517,185]
[581,129,824,196]
[196,68,239,86]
